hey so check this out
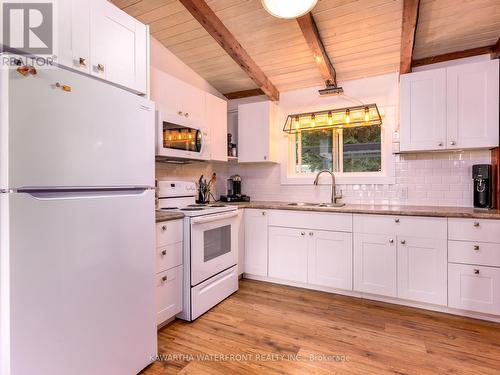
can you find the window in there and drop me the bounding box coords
[293,125,381,174]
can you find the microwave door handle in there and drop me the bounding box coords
[191,211,238,225]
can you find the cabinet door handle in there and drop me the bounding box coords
[261,211,266,216]
[438,142,443,147]
[185,112,189,118]
[450,141,456,146]
[473,222,480,227]
[394,218,400,223]
[300,232,305,236]
[473,245,480,251]
[400,240,406,245]
[178,111,183,116]
[309,232,314,236]
[161,250,167,256]
[389,239,394,244]
[79,57,87,67]
[97,64,105,72]
[162,225,167,231]
[161,275,168,282]
[474,269,480,275]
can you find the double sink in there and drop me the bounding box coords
[287,202,346,208]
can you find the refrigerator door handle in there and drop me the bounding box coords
[19,188,150,200]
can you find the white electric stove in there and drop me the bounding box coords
[157,181,239,321]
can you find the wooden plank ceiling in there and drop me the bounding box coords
[113,0,499,96]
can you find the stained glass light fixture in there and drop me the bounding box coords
[261,0,318,19]
[283,104,382,134]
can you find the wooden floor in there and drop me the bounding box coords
[141,279,500,374]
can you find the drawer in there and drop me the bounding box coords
[156,219,183,247]
[268,210,352,232]
[156,242,183,274]
[449,241,500,267]
[448,263,500,316]
[156,265,183,325]
[448,218,500,243]
[353,214,447,239]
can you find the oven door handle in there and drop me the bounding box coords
[191,211,238,225]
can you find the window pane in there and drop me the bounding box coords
[298,129,334,173]
[342,125,381,172]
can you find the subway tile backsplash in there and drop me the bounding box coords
[156,150,491,208]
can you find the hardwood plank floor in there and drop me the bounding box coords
[141,279,500,374]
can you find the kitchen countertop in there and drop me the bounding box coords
[155,211,185,223]
[226,201,500,220]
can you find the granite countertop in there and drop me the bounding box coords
[155,210,185,223]
[226,201,500,220]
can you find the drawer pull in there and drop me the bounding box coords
[300,232,305,236]
[474,269,480,275]
[473,245,480,251]
[394,218,400,223]
[161,276,168,282]
[309,232,314,236]
[389,239,394,244]
[473,222,480,227]
[79,57,87,67]
[161,250,167,256]
[262,212,266,216]
[400,239,406,245]
[162,225,167,231]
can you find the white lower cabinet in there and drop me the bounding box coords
[448,263,500,316]
[354,233,397,297]
[268,227,309,283]
[244,210,269,277]
[156,266,183,325]
[397,237,447,305]
[308,230,352,290]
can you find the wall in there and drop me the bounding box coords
[223,71,490,207]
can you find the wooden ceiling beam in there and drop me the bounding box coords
[296,12,337,87]
[412,45,494,67]
[400,0,420,74]
[224,88,265,100]
[178,0,279,101]
[492,38,500,59]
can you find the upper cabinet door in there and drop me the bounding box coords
[446,60,499,150]
[57,0,91,74]
[90,0,148,94]
[400,69,447,152]
[206,94,228,162]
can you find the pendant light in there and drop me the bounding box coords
[261,0,318,19]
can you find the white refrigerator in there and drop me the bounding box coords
[0,59,157,375]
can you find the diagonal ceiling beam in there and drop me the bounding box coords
[492,37,500,59]
[400,0,420,74]
[178,0,279,101]
[296,12,337,87]
[224,88,265,100]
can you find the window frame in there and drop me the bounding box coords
[280,108,396,186]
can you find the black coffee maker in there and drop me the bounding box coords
[220,175,250,202]
[473,164,494,209]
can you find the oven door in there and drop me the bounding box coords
[156,111,209,160]
[190,211,238,286]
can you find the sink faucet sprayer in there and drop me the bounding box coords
[313,170,343,205]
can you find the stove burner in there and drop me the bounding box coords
[209,204,226,208]
[181,207,205,211]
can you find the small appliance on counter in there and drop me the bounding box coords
[473,164,495,209]
[220,175,251,202]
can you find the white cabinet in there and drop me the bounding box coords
[151,69,206,123]
[155,220,183,325]
[206,93,228,162]
[448,263,500,316]
[400,59,499,152]
[308,230,352,290]
[244,210,268,277]
[397,236,447,305]
[58,0,91,74]
[90,0,148,94]
[238,101,278,163]
[447,60,499,150]
[400,68,447,152]
[268,226,309,283]
[354,233,397,297]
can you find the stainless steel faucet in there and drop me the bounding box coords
[313,170,343,204]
